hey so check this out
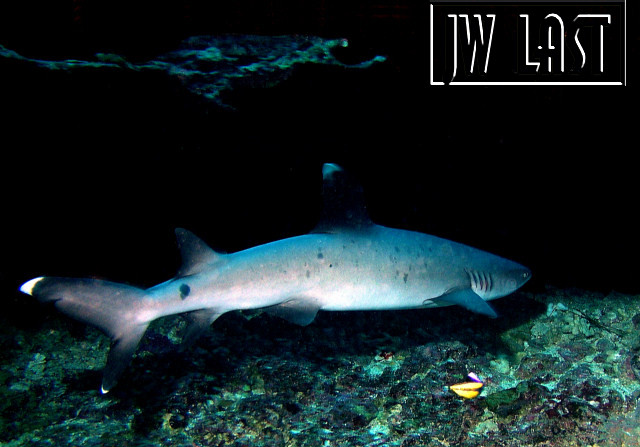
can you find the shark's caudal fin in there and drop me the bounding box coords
[20,277,151,393]
[19,228,228,393]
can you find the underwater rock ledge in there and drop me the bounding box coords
[0,34,386,108]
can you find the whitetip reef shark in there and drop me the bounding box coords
[20,163,531,393]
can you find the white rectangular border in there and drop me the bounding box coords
[429,2,626,85]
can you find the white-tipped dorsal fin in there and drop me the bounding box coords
[312,163,374,234]
[20,277,45,296]
[175,228,226,277]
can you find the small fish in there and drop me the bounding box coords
[449,372,484,399]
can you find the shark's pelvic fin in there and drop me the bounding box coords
[312,163,373,234]
[265,298,321,326]
[433,288,498,318]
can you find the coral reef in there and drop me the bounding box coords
[2,286,639,446]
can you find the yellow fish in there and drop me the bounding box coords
[449,381,483,399]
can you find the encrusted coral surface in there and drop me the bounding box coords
[2,287,639,446]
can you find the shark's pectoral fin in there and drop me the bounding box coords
[102,322,150,394]
[181,309,222,349]
[433,288,498,318]
[265,298,321,326]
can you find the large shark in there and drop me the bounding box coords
[20,163,531,393]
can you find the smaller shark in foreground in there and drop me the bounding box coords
[20,163,531,393]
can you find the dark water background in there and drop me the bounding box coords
[0,0,636,321]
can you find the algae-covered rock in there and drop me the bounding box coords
[3,287,640,446]
[515,353,560,379]
[484,381,531,416]
[0,35,385,108]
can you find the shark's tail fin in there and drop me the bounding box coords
[20,276,152,393]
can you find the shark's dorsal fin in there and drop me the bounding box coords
[175,228,226,277]
[312,163,373,234]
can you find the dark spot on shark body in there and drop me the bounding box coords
[317,252,324,259]
[179,284,191,300]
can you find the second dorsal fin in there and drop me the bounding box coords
[175,228,226,277]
